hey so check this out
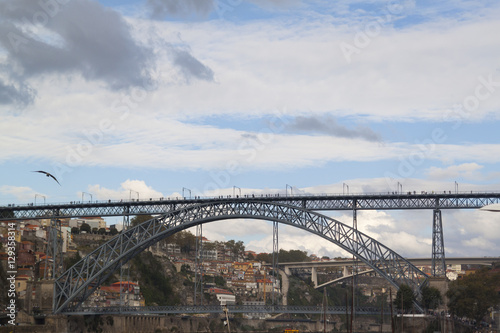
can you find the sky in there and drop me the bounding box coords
[1,0,500,259]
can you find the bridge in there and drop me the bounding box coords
[2,191,500,220]
[1,191,499,314]
[276,257,500,289]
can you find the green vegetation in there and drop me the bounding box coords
[204,275,226,288]
[278,249,311,262]
[421,285,442,310]
[64,251,82,269]
[256,249,311,263]
[130,215,154,227]
[163,230,196,253]
[131,251,180,306]
[80,222,91,233]
[447,267,500,323]
[394,284,415,312]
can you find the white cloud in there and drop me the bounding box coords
[462,237,496,250]
[0,185,41,203]
[246,224,352,258]
[143,12,500,121]
[2,7,500,174]
[87,180,165,201]
[197,219,272,243]
[426,163,484,180]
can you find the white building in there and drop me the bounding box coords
[61,227,71,253]
[217,293,236,306]
[69,217,106,230]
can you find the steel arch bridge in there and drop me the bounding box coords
[54,200,428,313]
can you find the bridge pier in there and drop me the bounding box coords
[343,265,349,277]
[428,276,449,310]
[432,208,446,277]
[311,267,318,287]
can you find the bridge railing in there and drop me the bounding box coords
[3,190,500,208]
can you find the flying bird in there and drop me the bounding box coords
[32,170,61,186]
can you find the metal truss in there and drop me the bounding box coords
[53,201,428,314]
[431,209,446,277]
[272,221,279,305]
[62,305,381,316]
[44,219,63,280]
[3,192,500,221]
[194,224,203,305]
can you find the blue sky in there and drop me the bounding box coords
[1,0,500,259]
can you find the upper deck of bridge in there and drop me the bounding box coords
[1,191,500,220]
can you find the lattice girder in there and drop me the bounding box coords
[4,193,500,221]
[53,201,428,313]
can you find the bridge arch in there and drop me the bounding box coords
[54,201,428,313]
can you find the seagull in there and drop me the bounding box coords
[32,170,61,186]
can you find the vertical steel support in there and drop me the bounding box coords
[195,224,203,305]
[45,217,63,280]
[352,200,358,330]
[123,206,130,230]
[431,208,446,277]
[47,214,63,313]
[272,221,279,305]
[120,210,130,309]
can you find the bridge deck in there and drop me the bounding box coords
[277,257,500,269]
[2,192,500,220]
[62,305,381,316]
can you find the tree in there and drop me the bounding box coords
[91,227,98,234]
[80,222,91,233]
[278,249,310,263]
[131,215,154,227]
[421,286,442,310]
[164,231,196,253]
[256,253,272,263]
[98,228,106,235]
[225,240,245,261]
[109,227,118,235]
[394,284,415,312]
[214,275,226,287]
[203,242,217,251]
[64,251,82,269]
[447,267,500,323]
[71,227,79,234]
[131,252,179,306]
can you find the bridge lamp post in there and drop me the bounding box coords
[129,190,139,201]
[81,191,93,203]
[233,186,241,197]
[455,181,458,194]
[182,187,192,199]
[286,184,293,197]
[343,183,349,195]
[397,181,402,194]
[34,194,46,205]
